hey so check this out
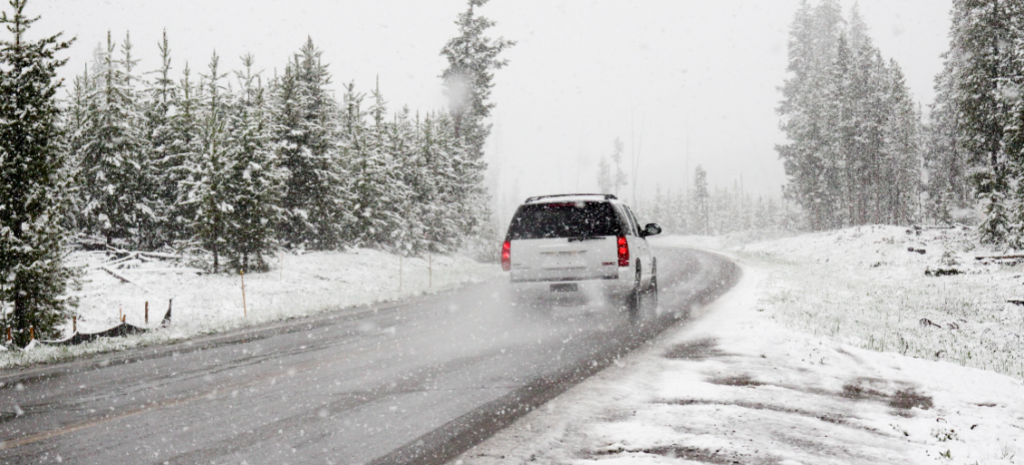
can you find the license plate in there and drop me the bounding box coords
[550,283,578,293]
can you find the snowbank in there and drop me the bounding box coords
[705,225,1024,382]
[1,249,497,370]
[457,252,1024,464]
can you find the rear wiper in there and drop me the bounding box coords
[567,236,604,242]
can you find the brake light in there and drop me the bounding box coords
[501,241,511,271]
[617,236,629,267]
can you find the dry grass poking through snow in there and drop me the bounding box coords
[735,225,1024,382]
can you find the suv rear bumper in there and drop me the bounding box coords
[507,267,635,302]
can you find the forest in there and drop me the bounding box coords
[0,0,512,344]
[64,30,495,270]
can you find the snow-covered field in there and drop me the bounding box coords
[456,230,1024,464]
[0,249,497,369]
[730,225,1024,383]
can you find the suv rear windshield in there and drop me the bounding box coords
[506,202,623,240]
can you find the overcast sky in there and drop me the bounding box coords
[30,0,952,219]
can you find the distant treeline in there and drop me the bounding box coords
[633,166,802,237]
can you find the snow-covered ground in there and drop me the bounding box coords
[0,249,497,369]
[456,229,1024,464]
[729,225,1024,383]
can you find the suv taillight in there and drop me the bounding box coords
[501,241,511,271]
[617,236,629,267]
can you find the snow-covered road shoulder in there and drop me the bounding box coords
[1,249,498,370]
[456,253,1024,464]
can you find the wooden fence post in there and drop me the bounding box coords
[240,270,247,318]
[73,316,77,333]
[145,301,149,324]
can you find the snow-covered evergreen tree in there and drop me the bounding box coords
[924,59,972,224]
[692,165,710,235]
[183,52,235,272]
[0,0,77,346]
[949,0,1013,243]
[339,81,411,249]
[596,156,612,194]
[78,31,156,247]
[440,0,514,161]
[224,54,284,271]
[881,61,922,226]
[381,106,422,254]
[440,0,513,248]
[163,63,204,245]
[610,137,628,196]
[274,38,346,250]
[144,30,180,247]
[47,10,522,258]
[1003,1,1024,246]
[416,111,472,252]
[777,0,844,230]
[61,66,90,233]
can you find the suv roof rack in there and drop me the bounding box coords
[524,193,617,203]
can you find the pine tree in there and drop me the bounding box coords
[62,66,90,233]
[145,30,180,246]
[416,111,470,252]
[0,0,77,346]
[184,52,234,272]
[440,0,514,161]
[826,32,853,227]
[610,137,628,196]
[692,165,710,235]
[274,38,346,250]
[950,0,1013,242]
[439,0,514,246]
[882,60,922,226]
[407,111,440,253]
[118,32,159,248]
[339,81,409,249]
[78,31,155,247]
[164,62,203,245]
[597,155,612,194]
[777,0,845,230]
[1000,0,1024,246]
[382,106,422,254]
[924,60,971,224]
[224,54,284,271]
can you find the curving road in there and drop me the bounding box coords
[0,247,738,465]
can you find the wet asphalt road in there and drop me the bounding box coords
[0,247,738,465]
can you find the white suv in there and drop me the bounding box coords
[501,194,661,319]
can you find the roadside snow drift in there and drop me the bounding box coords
[1,249,496,369]
[456,235,1024,464]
